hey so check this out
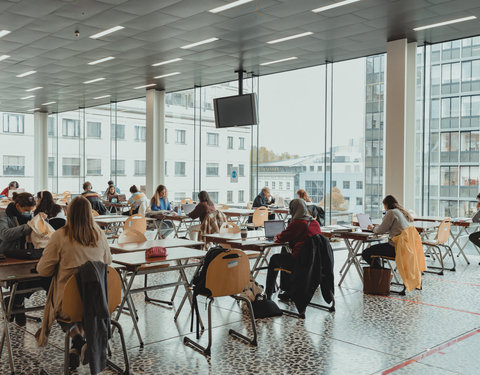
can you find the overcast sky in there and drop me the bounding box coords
[258,58,366,156]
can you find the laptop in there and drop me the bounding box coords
[472,210,480,223]
[182,203,196,215]
[264,220,285,241]
[8,188,24,198]
[356,213,374,231]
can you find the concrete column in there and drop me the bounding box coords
[385,39,417,208]
[145,89,165,197]
[34,111,48,192]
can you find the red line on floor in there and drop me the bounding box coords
[380,295,480,316]
[381,328,480,374]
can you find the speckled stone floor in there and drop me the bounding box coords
[2,236,480,374]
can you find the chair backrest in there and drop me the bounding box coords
[216,204,229,210]
[118,229,147,244]
[219,221,240,233]
[180,197,193,205]
[0,198,10,205]
[62,191,71,197]
[62,265,121,322]
[48,218,66,230]
[205,249,250,297]
[252,206,269,227]
[91,209,99,217]
[246,201,252,210]
[436,218,451,244]
[124,214,146,233]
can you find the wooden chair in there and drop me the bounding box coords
[251,206,269,228]
[44,266,129,375]
[216,204,229,210]
[118,229,147,244]
[219,222,240,234]
[422,219,455,275]
[184,249,257,355]
[246,201,253,210]
[124,214,147,234]
[0,198,10,205]
[180,197,193,205]
[91,209,99,217]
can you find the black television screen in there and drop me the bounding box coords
[213,93,258,128]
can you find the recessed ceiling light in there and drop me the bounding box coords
[27,108,40,112]
[209,0,254,13]
[134,83,157,89]
[25,86,42,92]
[0,30,11,39]
[181,38,219,49]
[41,101,56,106]
[260,56,298,66]
[413,16,477,31]
[90,26,124,39]
[88,56,115,65]
[267,32,314,44]
[93,94,111,100]
[16,70,36,78]
[152,58,183,67]
[0,55,10,62]
[83,77,105,84]
[21,95,35,100]
[154,72,181,79]
[312,0,362,13]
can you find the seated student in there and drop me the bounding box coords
[297,189,312,203]
[34,191,66,221]
[253,187,276,221]
[106,184,119,203]
[126,185,148,216]
[104,180,120,195]
[468,193,480,248]
[150,185,174,238]
[187,191,216,240]
[362,195,413,268]
[0,192,51,325]
[82,181,107,215]
[36,196,112,369]
[265,199,321,300]
[0,181,19,197]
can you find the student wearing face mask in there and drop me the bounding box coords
[0,192,51,326]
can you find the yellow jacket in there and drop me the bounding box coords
[392,226,426,292]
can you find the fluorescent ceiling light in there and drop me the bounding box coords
[312,0,362,13]
[0,30,11,38]
[21,95,35,100]
[83,77,105,84]
[134,83,156,89]
[181,38,218,49]
[93,94,111,100]
[152,58,183,67]
[41,101,56,106]
[154,72,181,79]
[0,55,10,62]
[209,0,254,13]
[16,70,36,78]
[90,26,124,39]
[88,56,115,65]
[413,16,477,31]
[27,108,40,112]
[267,32,314,44]
[260,56,298,66]
[25,86,42,92]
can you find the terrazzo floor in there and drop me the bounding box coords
[2,239,480,374]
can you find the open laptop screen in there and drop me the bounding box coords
[356,213,373,230]
[264,220,285,239]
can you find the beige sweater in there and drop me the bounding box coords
[35,227,112,346]
[373,208,412,246]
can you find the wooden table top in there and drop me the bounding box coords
[112,247,206,267]
[203,230,265,242]
[226,238,285,251]
[219,208,255,216]
[414,216,473,227]
[0,259,41,283]
[110,238,204,253]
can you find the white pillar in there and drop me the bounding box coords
[34,111,48,192]
[385,39,417,208]
[145,89,165,197]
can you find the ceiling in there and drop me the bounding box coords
[0,0,479,114]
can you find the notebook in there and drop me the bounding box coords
[264,220,285,241]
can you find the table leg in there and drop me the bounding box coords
[0,284,16,374]
[174,260,203,330]
[450,227,470,265]
[338,239,363,286]
[252,247,273,279]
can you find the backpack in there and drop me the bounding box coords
[190,246,230,337]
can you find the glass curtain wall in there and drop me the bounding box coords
[416,36,480,217]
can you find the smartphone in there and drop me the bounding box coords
[0,254,6,262]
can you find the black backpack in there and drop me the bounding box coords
[190,246,229,337]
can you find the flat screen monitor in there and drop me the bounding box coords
[213,93,258,128]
